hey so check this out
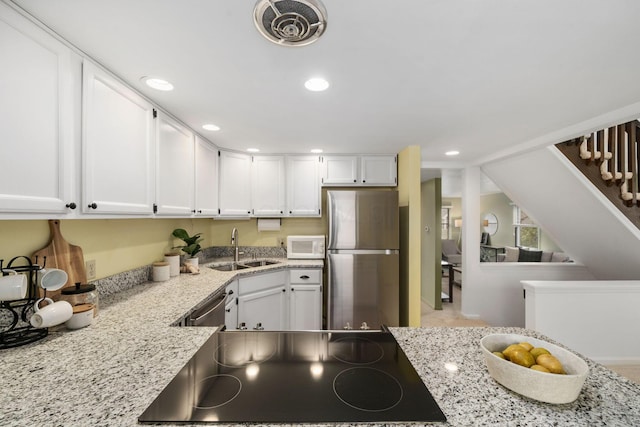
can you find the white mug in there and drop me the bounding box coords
[30,297,73,328]
[0,270,27,301]
[37,268,68,291]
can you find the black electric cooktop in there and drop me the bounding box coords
[139,329,446,424]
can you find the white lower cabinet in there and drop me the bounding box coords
[227,268,322,331]
[237,271,287,331]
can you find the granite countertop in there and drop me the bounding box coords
[2,258,640,426]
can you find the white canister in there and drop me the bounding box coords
[164,254,180,277]
[152,262,170,282]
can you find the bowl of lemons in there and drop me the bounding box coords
[480,333,589,404]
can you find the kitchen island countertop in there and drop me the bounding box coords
[2,258,640,426]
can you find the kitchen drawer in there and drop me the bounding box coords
[289,269,321,284]
[239,270,287,294]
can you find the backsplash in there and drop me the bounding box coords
[95,245,287,300]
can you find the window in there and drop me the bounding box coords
[513,205,539,248]
[441,207,451,239]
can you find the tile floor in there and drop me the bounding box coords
[421,277,640,385]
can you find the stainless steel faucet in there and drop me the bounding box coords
[231,228,241,262]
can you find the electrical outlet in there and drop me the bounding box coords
[277,237,285,247]
[86,260,96,280]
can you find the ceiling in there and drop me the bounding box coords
[10,0,640,168]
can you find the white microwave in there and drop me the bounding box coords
[286,235,325,259]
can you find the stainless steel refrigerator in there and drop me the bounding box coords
[327,190,399,330]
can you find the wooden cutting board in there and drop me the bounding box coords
[32,220,87,300]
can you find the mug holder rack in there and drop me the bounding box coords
[0,255,49,349]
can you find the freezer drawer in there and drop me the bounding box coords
[327,253,399,330]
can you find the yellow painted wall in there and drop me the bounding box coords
[397,145,422,327]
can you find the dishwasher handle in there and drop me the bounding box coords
[188,292,226,326]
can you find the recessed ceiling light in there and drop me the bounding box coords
[247,148,260,153]
[141,76,174,91]
[310,148,323,153]
[305,77,329,92]
[445,150,460,156]
[202,124,221,131]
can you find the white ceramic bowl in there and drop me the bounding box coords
[480,333,589,404]
[65,304,94,330]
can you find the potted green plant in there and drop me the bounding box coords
[172,228,203,267]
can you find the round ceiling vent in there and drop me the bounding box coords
[254,0,327,47]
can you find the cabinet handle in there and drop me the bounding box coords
[253,322,264,330]
[227,290,234,295]
[282,289,286,292]
[239,322,247,330]
[362,180,366,183]
[289,211,292,214]
[225,308,230,312]
[87,203,97,209]
[300,275,310,280]
[65,202,77,210]
[290,288,294,291]
[192,209,196,213]
[353,179,357,183]
[197,210,202,213]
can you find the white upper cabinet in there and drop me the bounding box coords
[251,155,285,216]
[194,136,218,216]
[218,150,251,217]
[321,154,397,187]
[361,155,397,185]
[155,112,194,215]
[82,60,155,215]
[0,3,76,215]
[321,155,359,185]
[286,155,321,217]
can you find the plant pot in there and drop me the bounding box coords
[184,257,199,268]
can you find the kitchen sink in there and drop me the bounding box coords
[209,260,279,272]
[210,263,250,272]
[241,260,279,267]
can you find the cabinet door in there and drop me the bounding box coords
[321,155,359,186]
[251,155,285,216]
[155,112,194,215]
[286,155,320,217]
[238,286,287,331]
[218,151,251,216]
[361,155,397,186]
[82,60,155,214]
[289,284,322,330]
[0,3,76,214]
[194,136,218,216]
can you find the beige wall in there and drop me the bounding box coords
[398,145,422,327]
[421,178,442,310]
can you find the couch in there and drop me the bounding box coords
[497,246,571,263]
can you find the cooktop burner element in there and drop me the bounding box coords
[334,367,403,411]
[139,330,446,424]
[194,375,242,409]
